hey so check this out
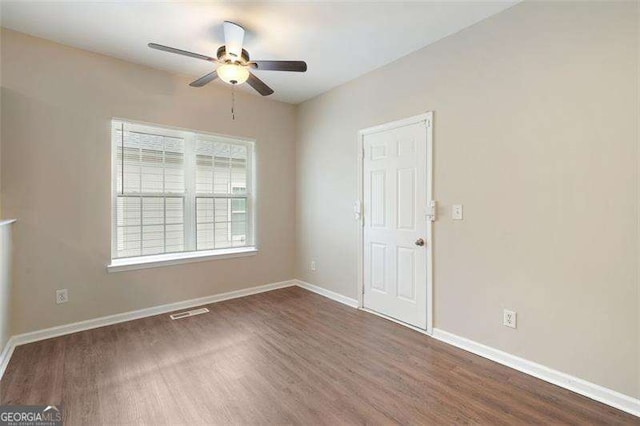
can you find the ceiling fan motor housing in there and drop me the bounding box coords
[216,46,250,64]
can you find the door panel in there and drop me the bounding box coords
[397,168,415,230]
[370,243,387,293]
[396,247,415,301]
[370,171,386,227]
[363,121,428,329]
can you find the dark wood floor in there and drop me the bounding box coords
[1,287,637,425]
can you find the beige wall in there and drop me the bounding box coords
[0,29,296,335]
[1,0,639,402]
[296,1,639,398]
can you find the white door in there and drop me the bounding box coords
[362,117,432,329]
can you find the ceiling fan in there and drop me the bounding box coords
[148,21,307,96]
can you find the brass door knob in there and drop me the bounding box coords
[415,238,425,247]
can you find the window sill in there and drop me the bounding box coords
[107,247,258,273]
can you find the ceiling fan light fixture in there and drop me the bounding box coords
[217,63,249,85]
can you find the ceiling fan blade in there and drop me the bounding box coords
[246,72,274,96]
[223,21,245,60]
[251,61,307,72]
[148,43,216,62]
[189,70,218,87]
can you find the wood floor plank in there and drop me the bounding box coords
[1,287,638,425]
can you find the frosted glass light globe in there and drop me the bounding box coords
[217,63,250,85]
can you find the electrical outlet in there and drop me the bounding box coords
[56,289,68,304]
[503,309,516,328]
[310,260,317,272]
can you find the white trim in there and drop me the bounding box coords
[356,125,364,310]
[424,114,434,334]
[184,134,196,251]
[432,328,640,418]
[2,279,638,418]
[111,121,119,260]
[293,279,359,308]
[359,112,433,136]
[0,337,16,381]
[356,112,434,334]
[0,219,17,227]
[0,280,293,381]
[107,247,258,272]
[296,281,640,418]
[361,307,431,336]
[112,117,257,144]
[8,280,294,350]
[111,118,256,262]
[0,279,353,382]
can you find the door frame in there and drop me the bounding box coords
[356,112,434,335]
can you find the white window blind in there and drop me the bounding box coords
[112,121,254,261]
[195,139,248,250]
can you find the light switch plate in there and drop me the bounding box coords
[452,204,463,220]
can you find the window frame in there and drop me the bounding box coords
[109,119,257,271]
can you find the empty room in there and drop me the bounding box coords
[0,0,638,424]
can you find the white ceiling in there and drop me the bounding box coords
[0,1,518,104]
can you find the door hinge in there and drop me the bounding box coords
[426,200,437,222]
[354,200,363,224]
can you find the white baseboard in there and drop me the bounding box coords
[432,328,640,417]
[293,280,640,418]
[0,279,295,380]
[2,279,638,418]
[294,279,359,308]
[0,337,16,381]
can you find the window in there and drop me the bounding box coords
[110,120,255,270]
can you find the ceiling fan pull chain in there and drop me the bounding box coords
[231,84,236,120]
